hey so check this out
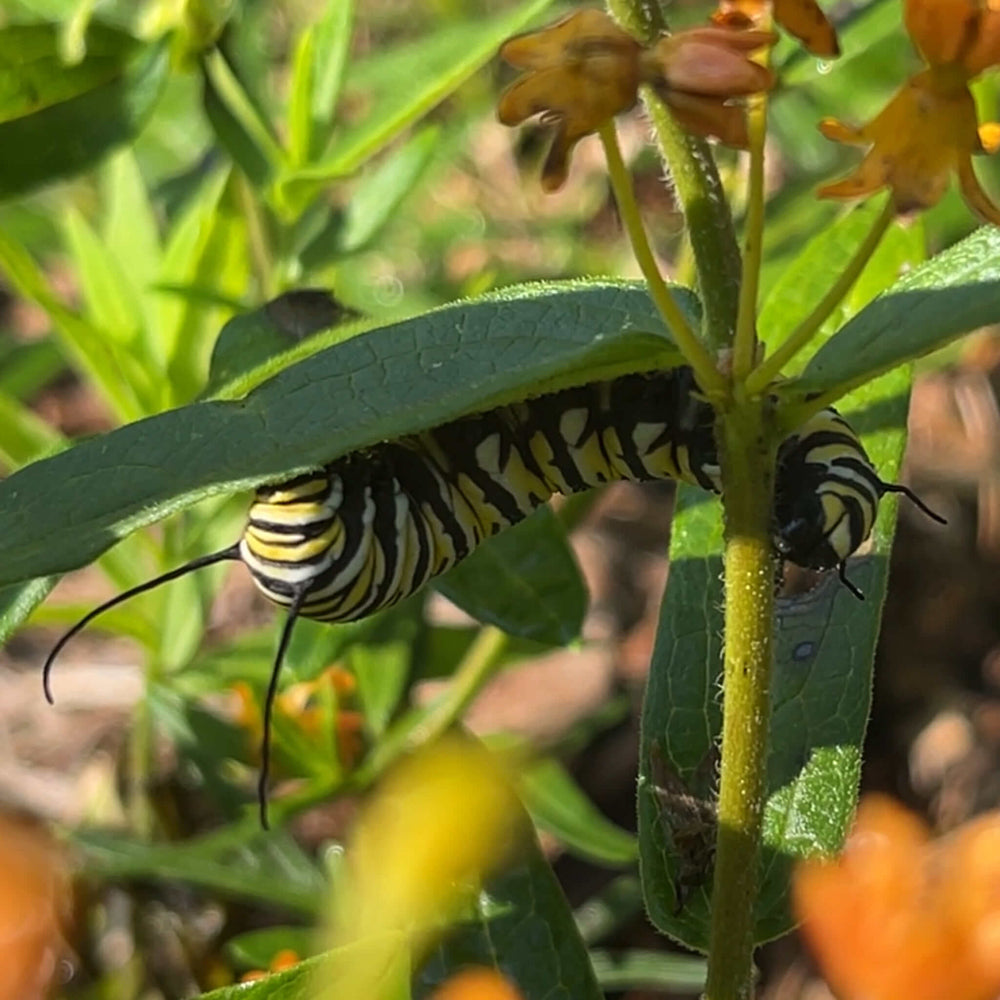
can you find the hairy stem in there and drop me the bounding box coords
[746,197,895,393]
[706,402,777,1000]
[605,0,741,354]
[642,95,742,354]
[599,123,725,398]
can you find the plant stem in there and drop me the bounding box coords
[354,625,509,785]
[606,0,667,40]
[606,0,741,352]
[412,625,509,743]
[706,402,777,1000]
[642,95,742,354]
[236,174,276,298]
[745,197,895,393]
[598,123,725,399]
[732,91,769,381]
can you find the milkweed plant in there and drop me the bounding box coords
[1,0,1000,998]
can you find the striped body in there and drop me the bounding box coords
[773,409,880,570]
[240,368,720,622]
[239,367,888,624]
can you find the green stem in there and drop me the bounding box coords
[410,625,509,743]
[745,197,895,393]
[354,625,509,784]
[642,93,742,354]
[606,0,667,39]
[732,91,769,381]
[706,403,777,1000]
[598,124,725,399]
[605,0,741,353]
[236,174,276,298]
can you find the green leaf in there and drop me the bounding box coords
[0,27,168,199]
[519,756,638,866]
[101,148,162,342]
[0,22,133,121]
[287,24,319,168]
[0,226,147,420]
[789,226,1000,402]
[638,369,914,950]
[74,826,327,916]
[205,289,359,393]
[759,201,923,374]
[201,48,286,188]
[416,830,604,1000]
[199,945,408,1000]
[0,577,56,646]
[435,506,587,646]
[226,926,317,969]
[0,388,63,468]
[276,0,555,208]
[309,0,354,160]
[348,612,421,737]
[333,126,439,256]
[61,205,146,346]
[0,281,693,587]
[0,337,64,402]
[156,168,249,401]
[589,948,707,993]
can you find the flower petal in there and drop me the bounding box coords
[817,152,890,201]
[500,9,640,69]
[772,0,840,56]
[664,91,751,147]
[818,116,867,144]
[651,37,774,95]
[978,121,1000,154]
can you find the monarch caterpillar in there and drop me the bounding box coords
[41,366,942,824]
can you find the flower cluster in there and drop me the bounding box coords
[497,9,774,190]
[794,795,1000,1000]
[820,0,1000,221]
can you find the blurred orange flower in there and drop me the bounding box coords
[497,10,775,189]
[429,967,526,1000]
[906,0,1000,76]
[232,664,366,774]
[820,0,1000,220]
[714,0,839,55]
[794,795,1000,1000]
[0,814,72,1000]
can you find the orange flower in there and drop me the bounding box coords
[820,0,1000,220]
[0,814,73,1000]
[497,11,775,189]
[794,795,1000,1000]
[497,9,642,191]
[430,968,526,1000]
[230,664,366,773]
[714,0,839,56]
[819,71,1000,220]
[905,0,1000,77]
